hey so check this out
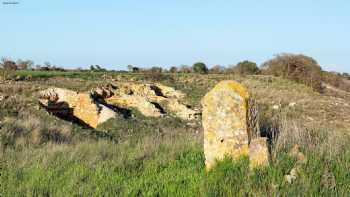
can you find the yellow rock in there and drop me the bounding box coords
[93,82,197,120]
[73,93,100,128]
[155,83,185,99]
[39,88,116,128]
[165,99,197,120]
[202,80,270,170]
[106,95,163,117]
[202,80,250,170]
[249,137,270,169]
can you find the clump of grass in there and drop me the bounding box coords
[1,74,350,196]
[0,107,73,149]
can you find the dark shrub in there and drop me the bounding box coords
[322,71,350,92]
[178,65,192,73]
[149,66,163,73]
[210,65,226,74]
[233,60,260,75]
[261,54,323,92]
[0,58,17,80]
[342,73,350,80]
[169,66,178,73]
[192,62,208,74]
[1,58,17,70]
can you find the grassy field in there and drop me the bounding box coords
[1,71,350,196]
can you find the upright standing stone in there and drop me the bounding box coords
[202,80,250,170]
[202,80,269,170]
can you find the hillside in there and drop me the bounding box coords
[1,73,350,196]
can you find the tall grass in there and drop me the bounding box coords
[1,74,350,196]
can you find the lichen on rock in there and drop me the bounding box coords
[202,80,269,170]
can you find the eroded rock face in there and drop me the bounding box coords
[39,88,117,128]
[202,80,269,170]
[39,82,197,128]
[92,82,197,120]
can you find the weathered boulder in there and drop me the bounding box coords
[39,88,117,128]
[39,83,198,128]
[202,80,269,170]
[249,137,270,169]
[104,94,163,117]
[92,82,197,120]
[154,83,185,99]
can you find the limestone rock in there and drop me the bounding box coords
[202,80,270,170]
[165,99,197,120]
[249,137,270,169]
[105,94,163,117]
[202,80,250,170]
[284,145,307,184]
[39,88,116,128]
[0,95,6,102]
[154,83,185,99]
[272,105,280,110]
[285,168,298,184]
[39,83,197,128]
[92,82,197,120]
[289,102,297,107]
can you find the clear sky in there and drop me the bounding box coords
[1,0,349,72]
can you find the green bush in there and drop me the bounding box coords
[233,60,260,75]
[193,62,208,74]
[322,71,350,92]
[261,54,323,92]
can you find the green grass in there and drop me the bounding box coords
[2,145,349,196]
[1,73,350,196]
[15,70,105,80]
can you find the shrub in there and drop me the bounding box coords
[322,71,350,92]
[169,66,178,73]
[149,66,163,73]
[127,65,140,73]
[261,54,323,92]
[90,65,106,72]
[192,62,208,74]
[0,58,17,80]
[232,60,259,75]
[178,65,192,73]
[322,71,342,88]
[16,59,34,70]
[210,65,226,74]
[342,72,350,80]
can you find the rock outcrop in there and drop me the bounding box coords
[39,88,117,128]
[91,82,197,120]
[202,80,269,170]
[38,82,197,128]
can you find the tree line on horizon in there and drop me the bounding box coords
[1,53,350,92]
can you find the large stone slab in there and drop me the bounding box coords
[92,82,198,120]
[39,88,117,128]
[202,80,269,170]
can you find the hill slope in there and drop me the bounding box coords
[1,73,349,196]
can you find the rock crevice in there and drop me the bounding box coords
[39,82,198,128]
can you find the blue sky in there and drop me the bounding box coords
[1,0,349,72]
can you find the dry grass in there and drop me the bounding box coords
[1,73,350,196]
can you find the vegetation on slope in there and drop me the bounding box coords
[1,73,350,196]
